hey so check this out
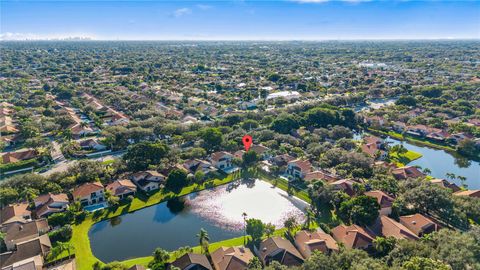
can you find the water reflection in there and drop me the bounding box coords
[110,216,122,227]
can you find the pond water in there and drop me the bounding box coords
[89,179,308,262]
[385,138,480,189]
[354,98,397,112]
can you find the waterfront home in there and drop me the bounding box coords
[1,148,38,164]
[286,159,312,180]
[331,224,375,250]
[167,253,213,270]
[72,182,105,206]
[211,246,255,270]
[392,121,407,132]
[391,166,425,180]
[405,124,429,137]
[364,190,394,216]
[209,151,234,171]
[0,203,32,227]
[429,178,461,192]
[399,213,440,237]
[34,193,69,218]
[294,230,338,258]
[369,216,418,241]
[3,219,49,251]
[449,133,474,144]
[256,237,304,267]
[130,170,166,192]
[106,179,137,199]
[0,234,51,269]
[453,190,480,198]
[425,129,450,142]
[360,140,387,160]
[183,159,217,175]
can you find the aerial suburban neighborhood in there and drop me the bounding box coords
[1,0,480,269]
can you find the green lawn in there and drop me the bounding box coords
[389,149,423,166]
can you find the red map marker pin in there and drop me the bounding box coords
[242,135,253,152]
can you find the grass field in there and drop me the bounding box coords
[389,149,423,166]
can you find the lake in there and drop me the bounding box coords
[386,137,480,189]
[89,179,308,262]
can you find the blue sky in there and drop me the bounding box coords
[1,0,479,40]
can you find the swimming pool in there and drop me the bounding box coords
[84,202,108,212]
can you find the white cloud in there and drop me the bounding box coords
[0,32,94,41]
[174,8,192,17]
[196,4,212,10]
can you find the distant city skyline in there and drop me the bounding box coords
[1,0,479,41]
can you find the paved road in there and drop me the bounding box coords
[39,151,125,177]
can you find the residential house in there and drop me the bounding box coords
[330,179,360,197]
[429,178,461,192]
[304,170,339,183]
[3,219,49,251]
[399,213,440,237]
[449,133,474,144]
[256,237,304,267]
[209,151,234,171]
[392,121,407,132]
[34,193,69,218]
[286,159,312,180]
[331,224,375,250]
[167,253,213,270]
[250,145,271,160]
[271,154,295,167]
[79,138,107,151]
[392,166,425,180]
[0,203,32,227]
[453,190,480,198]
[106,179,137,199]
[211,246,255,270]
[364,116,385,127]
[364,190,394,216]
[0,234,51,269]
[361,136,387,160]
[425,129,450,142]
[294,230,338,258]
[183,159,217,175]
[1,149,38,164]
[130,170,166,192]
[72,182,105,206]
[405,125,429,137]
[369,216,418,241]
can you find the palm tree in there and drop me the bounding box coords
[446,173,456,181]
[457,175,467,189]
[197,228,210,255]
[303,207,315,230]
[242,212,248,244]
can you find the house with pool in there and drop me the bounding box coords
[72,182,105,207]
